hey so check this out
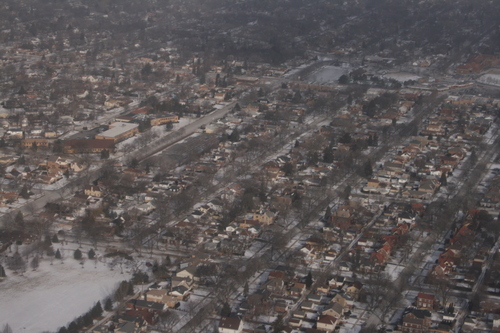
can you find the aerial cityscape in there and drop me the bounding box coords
[0,1,500,333]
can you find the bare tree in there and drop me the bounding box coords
[429,276,453,308]
[364,271,393,312]
[157,311,180,332]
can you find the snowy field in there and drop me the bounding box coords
[478,73,500,87]
[0,251,131,333]
[305,65,348,84]
[383,72,421,83]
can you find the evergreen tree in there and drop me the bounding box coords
[44,234,52,247]
[363,160,373,177]
[30,255,39,270]
[243,281,249,296]
[2,324,13,333]
[338,74,349,84]
[324,206,332,221]
[92,301,103,318]
[114,280,129,301]
[74,249,82,260]
[100,149,110,160]
[470,149,478,165]
[127,281,135,295]
[220,302,231,317]
[164,255,171,267]
[343,185,352,201]
[292,91,302,103]
[88,248,96,260]
[19,185,30,199]
[305,271,313,289]
[14,211,24,227]
[55,249,62,259]
[104,298,113,311]
[82,313,93,326]
[323,146,334,163]
[129,158,139,168]
[52,234,59,243]
[58,327,68,333]
[67,321,78,333]
[281,162,294,176]
[272,314,285,333]
[228,128,240,142]
[440,173,447,186]
[7,252,25,273]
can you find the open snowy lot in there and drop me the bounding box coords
[305,65,348,84]
[0,252,131,333]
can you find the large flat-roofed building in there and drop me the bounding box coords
[95,122,139,142]
[150,113,179,126]
[63,139,115,154]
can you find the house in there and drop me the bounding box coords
[301,300,317,311]
[332,293,354,308]
[292,310,307,319]
[123,168,147,178]
[345,281,363,300]
[176,264,198,281]
[114,322,142,333]
[289,282,306,297]
[402,308,431,333]
[85,185,104,198]
[126,299,164,313]
[124,308,158,325]
[328,276,345,289]
[428,322,453,333]
[317,283,331,295]
[274,300,290,314]
[171,285,190,300]
[253,209,277,225]
[171,276,194,289]
[416,292,435,310]
[92,325,110,333]
[219,317,243,333]
[316,315,337,332]
[419,179,440,194]
[322,302,344,319]
[21,138,49,148]
[307,294,324,304]
[145,289,179,308]
[289,318,303,328]
[263,278,285,294]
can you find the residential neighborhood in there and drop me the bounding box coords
[0,1,500,333]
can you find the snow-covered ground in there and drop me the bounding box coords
[115,116,197,154]
[0,250,131,333]
[305,65,348,84]
[478,73,500,87]
[383,72,421,83]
